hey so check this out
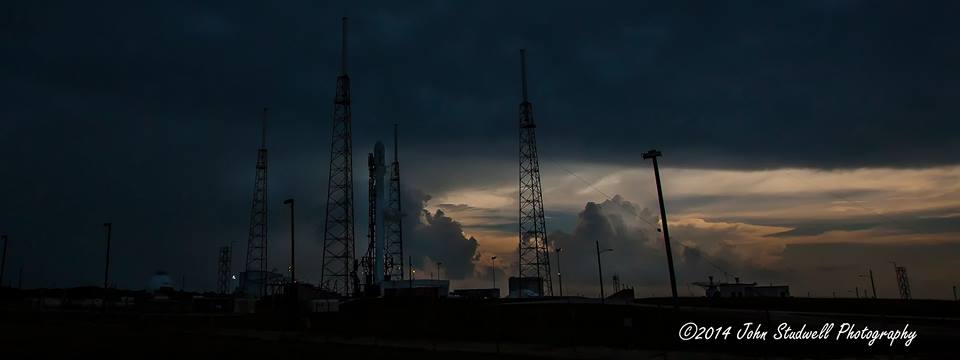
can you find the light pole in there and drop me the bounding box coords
[595,240,613,304]
[283,199,295,284]
[103,223,112,311]
[642,149,678,303]
[491,256,497,290]
[436,262,443,281]
[555,248,564,297]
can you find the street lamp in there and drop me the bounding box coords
[491,256,498,290]
[555,248,564,297]
[436,262,443,281]
[283,198,295,284]
[595,240,613,304]
[408,255,413,289]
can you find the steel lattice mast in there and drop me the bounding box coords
[244,107,269,298]
[893,263,912,300]
[384,124,404,280]
[217,246,231,294]
[517,49,552,297]
[321,17,356,296]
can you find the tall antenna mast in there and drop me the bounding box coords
[321,17,357,296]
[244,107,269,297]
[517,49,553,297]
[340,17,348,75]
[521,49,528,102]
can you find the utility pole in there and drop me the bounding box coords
[858,270,877,299]
[284,199,295,284]
[0,235,7,287]
[436,262,443,281]
[103,223,112,311]
[596,240,613,304]
[642,149,678,303]
[555,248,563,297]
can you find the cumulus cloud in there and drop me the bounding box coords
[400,188,480,280]
[544,195,784,297]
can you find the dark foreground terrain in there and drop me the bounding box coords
[1,293,957,359]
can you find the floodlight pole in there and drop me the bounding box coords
[643,149,678,303]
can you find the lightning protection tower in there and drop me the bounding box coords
[244,108,269,297]
[893,263,912,300]
[517,49,553,297]
[384,124,404,281]
[321,17,356,296]
[217,246,231,294]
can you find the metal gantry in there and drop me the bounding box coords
[517,49,553,297]
[360,152,378,294]
[384,124,404,280]
[244,108,269,298]
[217,246,231,294]
[321,17,356,296]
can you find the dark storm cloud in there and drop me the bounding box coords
[2,0,958,289]
[6,1,960,170]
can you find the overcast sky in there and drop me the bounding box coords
[2,1,958,298]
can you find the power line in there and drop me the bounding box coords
[542,158,614,201]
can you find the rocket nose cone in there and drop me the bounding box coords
[374,141,385,164]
